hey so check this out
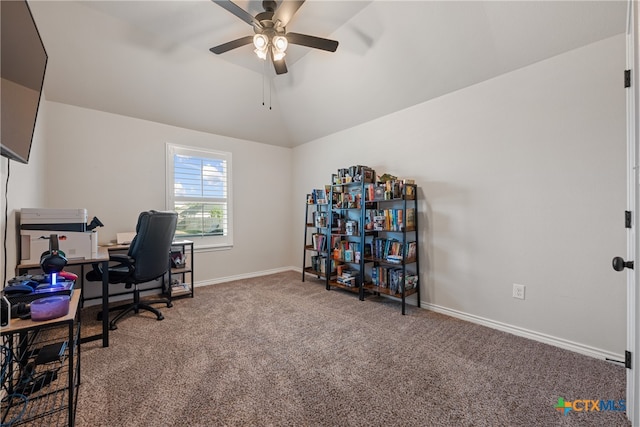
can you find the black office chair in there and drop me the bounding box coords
[86,210,178,330]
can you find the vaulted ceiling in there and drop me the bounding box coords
[29,1,627,147]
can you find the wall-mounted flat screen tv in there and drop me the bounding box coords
[1,0,48,164]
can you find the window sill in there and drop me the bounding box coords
[193,243,233,253]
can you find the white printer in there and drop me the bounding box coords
[21,208,87,232]
[20,208,98,263]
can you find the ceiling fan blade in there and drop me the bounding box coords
[211,0,262,29]
[273,0,305,27]
[273,59,288,75]
[209,35,254,54]
[271,51,288,75]
[286,32,339,52]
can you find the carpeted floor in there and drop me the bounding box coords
[76,271,630,426]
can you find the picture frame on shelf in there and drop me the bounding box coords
[170,248,186,268]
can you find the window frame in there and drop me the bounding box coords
[166,143,233,250]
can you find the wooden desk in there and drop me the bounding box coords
[16,247,111,347]
[105,240,195,299]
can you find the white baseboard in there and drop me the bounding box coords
[422,301,625,363]
[194,266,296,287]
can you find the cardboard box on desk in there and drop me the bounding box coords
[20,230,98,264]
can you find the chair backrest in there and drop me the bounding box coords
[127,210,178,282]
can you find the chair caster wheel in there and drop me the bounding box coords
[157,315,164,321]
[109,324,118,331]
[167,302,173,308]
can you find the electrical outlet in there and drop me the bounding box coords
[513,283,525,300]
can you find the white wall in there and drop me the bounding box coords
[293,35,627,357]
[0,98,47,283]
[2,32,626,360]
[33,101,294,284]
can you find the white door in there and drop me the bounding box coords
[617,1,640,424]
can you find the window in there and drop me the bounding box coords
[166,143,233,248]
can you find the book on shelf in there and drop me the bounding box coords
[314,211,328,228]
[387,240,402,256]
[337,270,358,287]
[371,266,388,288]
[406,208,415,229]
[348,187,361,208]
[405,184,415,197]
[388,268,403,294]
[365,184,374,202]
[345,220,358,236]
[370,237,404,260]
[344,249,354,263]
[405,241,417,260]
[373,185,385,201]
[337,276,357,287]
[313,188,327,204]
[311,255,335,274]
[312,233,326,252]
[171,282,191,295]
[364,243,372,258]
[331,234,341,249]
[386,254,403,264]
[366,209,408,231]
[372,213,385,231]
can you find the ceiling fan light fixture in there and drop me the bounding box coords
[272,35,287,61]
[253,33,268,49]
[273,35,288,52]
[253,33,269,60]
[254,47,268,60]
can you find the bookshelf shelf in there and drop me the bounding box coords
[363,284,419,298]
[168,240,194,299]
[302,201,332,281]
[328,279,360,292]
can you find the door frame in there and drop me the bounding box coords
[626,0,639,424]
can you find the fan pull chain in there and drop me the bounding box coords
[259,60,272,111]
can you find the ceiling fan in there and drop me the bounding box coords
[209,0,339,75]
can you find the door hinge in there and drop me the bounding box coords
[625,70,631,88]
[626,350,632,369]
[626,210,632,228]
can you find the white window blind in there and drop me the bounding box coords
[166,144,233,248]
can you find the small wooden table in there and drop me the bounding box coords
[1,290,82,426]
